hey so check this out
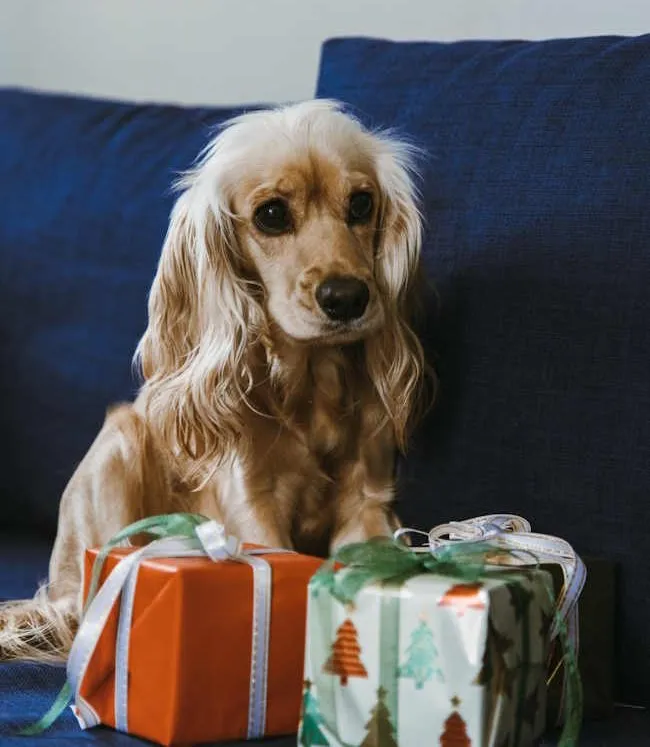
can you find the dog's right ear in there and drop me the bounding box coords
[136,192,199,381]
[138,193,200,381]
[135,180,266,485]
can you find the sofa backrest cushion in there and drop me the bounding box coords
[0,89,247,534]
[317,35,650,705]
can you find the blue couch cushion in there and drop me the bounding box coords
[0,533,51,602]
[0,90,249,535]
[317,35,650,706]
[1,665,648,746]
[0,663,296,746]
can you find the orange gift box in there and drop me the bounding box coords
[78,545,322,745]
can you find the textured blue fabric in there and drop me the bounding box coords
[0,534,51,602]
[0,663,143,746]
[318,35,650,706]
[0,662,296,746]
[0,90,249,535]
[1,649,648,745]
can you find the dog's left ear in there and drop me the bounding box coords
[366,137,428,450]
[373,139,423,310]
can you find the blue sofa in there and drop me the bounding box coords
[1,34,649,746]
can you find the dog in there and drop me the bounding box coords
[0,100,428,662]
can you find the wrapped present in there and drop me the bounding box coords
[300,515,583,747]
[28,514,322,745]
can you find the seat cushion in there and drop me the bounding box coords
[0,89,251,535]
[0,664,298,746]
[317,35,650,706]
[1,664,648,745]
[0,663,143,746]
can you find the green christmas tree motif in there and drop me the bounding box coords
[398,616,444,689]
[298,680,329,747]
[507,581,534,622]
[359,686,398,747]
[474,615,517,745]
[473,616,516,697]
[507,581,535,747]
[539,604,555,672]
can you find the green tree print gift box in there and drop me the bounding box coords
[300,570,554,746]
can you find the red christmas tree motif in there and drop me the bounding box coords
[440,696,471,747]
[323,618,368,686]
[438,583,486,617]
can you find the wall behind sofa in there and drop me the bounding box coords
[1,0,650,106]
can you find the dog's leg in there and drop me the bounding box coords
[330,492,397,552]
[329,414,399,553]
[229,510,293,548]
[216,472,295,549]
[0,405,170,662]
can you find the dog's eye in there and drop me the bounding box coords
[348,191,374,225]
[254,199,292,235]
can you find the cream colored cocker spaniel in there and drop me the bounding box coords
[0,100,428,661]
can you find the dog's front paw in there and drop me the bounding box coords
[329,506,397,554]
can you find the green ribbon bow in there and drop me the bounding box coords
[311,536,583,747]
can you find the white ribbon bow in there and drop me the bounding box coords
[68,521,291,738]
[395,513,586,647]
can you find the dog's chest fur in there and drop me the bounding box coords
[294,348,363,551]
[260,344,367,554]
[303,348,358,458]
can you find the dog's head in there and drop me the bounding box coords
[137,101,426,474]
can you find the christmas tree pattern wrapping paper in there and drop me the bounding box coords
[300,570,554,747]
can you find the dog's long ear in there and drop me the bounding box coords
[138,194,200,381]
[366,137,429,450]
[136,184,265,485]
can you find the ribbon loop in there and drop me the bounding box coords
[196,519,242,560]
[415,516,586,647]
[427,513,532,547]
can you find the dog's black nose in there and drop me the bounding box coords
[316,276,370,322]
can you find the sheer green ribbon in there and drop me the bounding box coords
[82,513,209,614]
[311,536,582,747]
[18,513,210,737]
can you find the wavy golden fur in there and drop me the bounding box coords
[0,100,429,661]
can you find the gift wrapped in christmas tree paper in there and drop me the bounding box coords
[300,516,583,747]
